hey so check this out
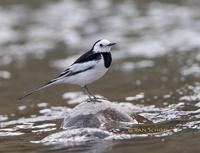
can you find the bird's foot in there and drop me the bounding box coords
[86,96,104,103]
[86,97,98,103]
[92,96,106,102]
[86,98,94,103]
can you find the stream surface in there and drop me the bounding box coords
[0,0,200,153]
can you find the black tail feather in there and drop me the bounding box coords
[18,80,56,100]
[18,68,70,100]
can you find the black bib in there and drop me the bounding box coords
[101,52,112,68]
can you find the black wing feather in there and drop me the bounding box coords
[72,51,101,64]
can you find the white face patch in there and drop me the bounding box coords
[93,39,112,53]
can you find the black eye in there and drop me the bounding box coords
[100,44,103,47]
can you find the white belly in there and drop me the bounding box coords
[63,59,108,87]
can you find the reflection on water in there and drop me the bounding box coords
[0,0,200,153]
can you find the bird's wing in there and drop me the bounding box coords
[69,60,100,74]
[66,52,102,75]
[72,51,101,64]
[57,52,102,77]
[19,52,102,100]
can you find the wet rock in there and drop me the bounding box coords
[36,99,141,147]
[37,100,155,147]
[62,99,138,131]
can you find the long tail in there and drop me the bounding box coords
[18,79,58,100]
[19,69,71,100]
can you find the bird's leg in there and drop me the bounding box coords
[85,86,103,102]
[85,85,96,99]
[81,86,93,102]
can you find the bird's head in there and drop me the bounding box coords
[92,39,116,53]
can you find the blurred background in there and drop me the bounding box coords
[0,0,200,153]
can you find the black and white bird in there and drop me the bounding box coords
[19,39,116,101]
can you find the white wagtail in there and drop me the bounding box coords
[19,39,116,101]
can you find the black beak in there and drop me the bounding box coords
[107,43,117,46]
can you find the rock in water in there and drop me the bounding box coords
[37,100,141,146]
[62,99,138,131]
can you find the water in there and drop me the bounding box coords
[0,0,200,152]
